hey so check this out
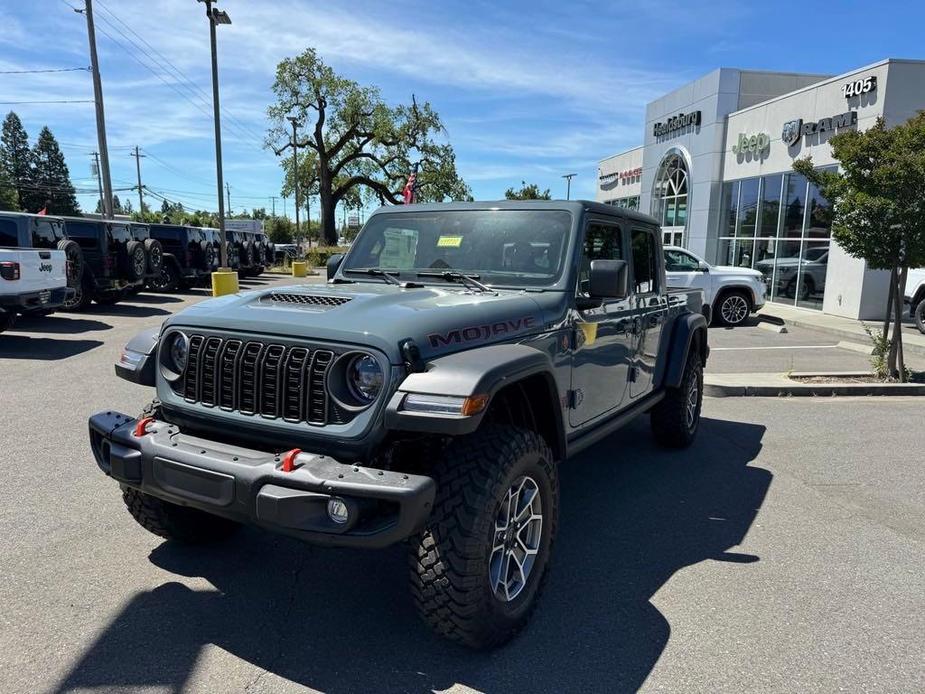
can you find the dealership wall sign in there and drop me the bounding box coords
[732,132,770,156]
[842,75,876,98]
[653,111,701,137]
[599,166,642,184]
[781,111,858,146]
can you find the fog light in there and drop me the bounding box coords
[327,497,349,524]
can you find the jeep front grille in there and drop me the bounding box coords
[179,335,342,426]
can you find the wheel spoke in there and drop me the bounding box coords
[488,474,545,602]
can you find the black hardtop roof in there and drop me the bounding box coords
[368,199,659,226]
[0,210,66,223]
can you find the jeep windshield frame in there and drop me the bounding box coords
[339,209,575,289]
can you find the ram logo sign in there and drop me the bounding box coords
[782,111,858,148]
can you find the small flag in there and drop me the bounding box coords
[37,206,47,216]
[402,171,417,205]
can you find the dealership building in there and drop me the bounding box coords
[597,58,925,318]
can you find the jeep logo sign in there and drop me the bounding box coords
[39,263,52,272]
[782,111,858,147]
[732,132,770,156]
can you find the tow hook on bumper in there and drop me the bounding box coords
[87,410,436,548]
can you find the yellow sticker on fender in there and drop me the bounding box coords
[437,235,463,248]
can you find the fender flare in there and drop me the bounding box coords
[385,343,566,455]
[658,312,709,390]
[114,326,160,386]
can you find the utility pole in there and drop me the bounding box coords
[78,0,114,219]
[270,196,277,217]
[287,117,300,239]
[199,0,232,268]
[130,146,145,215]
[225,181,231,215]
[562,173,577,200]
[91,152,103,214]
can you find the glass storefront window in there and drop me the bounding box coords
[652,150,689,242]
[722,181,739,238]
[736,177,759,237]
[761,238,802,302]
[806,181,834,239]
[759,174,782,237]
[795,241,829,309]
[781,173,807,238]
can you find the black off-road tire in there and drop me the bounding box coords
[62,273,94,312]
[650,350,704,448]
[0,310,15,334]
[144,238,164,274]
[57,238,84,284]
[914,300,925,335]
[410,425,559,650]
[121,487,239,544]
[715,289,751,326]
[149,262,180,292]
[125,241,147,281]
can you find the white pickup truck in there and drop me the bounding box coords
[905,267,925,333]
[0,248,74,333]
[664,245,767,326]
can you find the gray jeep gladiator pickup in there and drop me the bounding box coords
[89,200,708,649]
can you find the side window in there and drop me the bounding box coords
[631,228,659,294]
[31,220,58,248]
[578,222,623,295]
[665,249,700,272]
[0,220,18,247]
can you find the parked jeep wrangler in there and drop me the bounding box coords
[90,201,708,649]
[59,218,147,309]
[147,224,212,291]
[229,229,264,277]
[0,245,75,332]
[0,211,84,279]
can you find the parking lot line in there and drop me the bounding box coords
[711,345,841,351]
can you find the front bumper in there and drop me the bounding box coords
[0,286,74,312]
[88,410,436,548]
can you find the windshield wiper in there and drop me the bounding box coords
[416,270,494,293]
[343,267,402,286]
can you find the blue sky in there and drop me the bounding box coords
[1,0,922,219]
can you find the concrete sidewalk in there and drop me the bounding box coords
[758,303,925,357]
[705,370,925,397]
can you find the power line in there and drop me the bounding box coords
[0,67,90,74]
[0,100,94,105]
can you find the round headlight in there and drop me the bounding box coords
[346,354,383,403]
[167,332,189,372]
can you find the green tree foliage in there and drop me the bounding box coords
[0,167,16,210]
[0,112,31,210]
[793,113,925,381]
[266,215,294,244]
[504,181,551,200]
[266,48,471,245]
[31,126,80,215]
[95,194,133,216]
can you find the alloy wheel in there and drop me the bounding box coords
[721,295,749,325]
[489,475,543,602]
[686,372,700,430]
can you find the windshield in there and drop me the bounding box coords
[342,210,573,287]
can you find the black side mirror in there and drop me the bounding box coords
[327,253,345,281]
[697,260,710,272]
[589,259,628,299]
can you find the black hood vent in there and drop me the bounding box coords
[262,292,352,309]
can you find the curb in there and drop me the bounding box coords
[705,372,925,398]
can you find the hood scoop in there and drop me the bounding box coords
[260,292,353,310]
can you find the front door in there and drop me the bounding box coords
[664,247,708,296]
[630,227,668,398]
[569,220,635,427]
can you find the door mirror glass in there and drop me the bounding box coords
[697,260,710,272]
[588,259,628,299]
[327,253,345,280]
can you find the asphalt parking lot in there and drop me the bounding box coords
[1,280,923,693]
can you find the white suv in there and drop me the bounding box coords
[904,267,925,333]
[664,246,766,326]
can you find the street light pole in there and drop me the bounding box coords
[562,173,577,200]
[287,117,301,240]
[199,0,231,268]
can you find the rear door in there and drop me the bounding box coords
[629,227,668,398]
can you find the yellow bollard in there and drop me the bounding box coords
[211,270,239,297]
[291,261,307,278]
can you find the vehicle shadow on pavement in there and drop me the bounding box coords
[56,416,770,694]
[123,294,185,305]
[9,315,112,334]
[0,335,104,359]
[83,304,171,318]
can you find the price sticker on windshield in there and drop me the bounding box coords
[437,235,463,248]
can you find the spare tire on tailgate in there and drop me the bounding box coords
[143,238,163,274]
[57,238,84,286]
[125,240,147,281]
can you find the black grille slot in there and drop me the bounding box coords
[200,337,222,406]
[259,345,286,418]
[282,347,309,421]
[307,350,334,424]
[183,335,205,401]
[218,340,242,410]
[177,336,346,427]
[265,292,352,308]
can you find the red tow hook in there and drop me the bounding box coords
[281,448,302,473]
[133,416,155,437]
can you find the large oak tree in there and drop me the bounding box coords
[266,48,471,245]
